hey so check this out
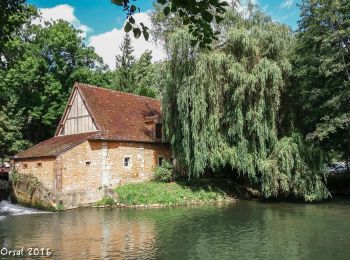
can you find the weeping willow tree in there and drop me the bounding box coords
[163,7,330,201]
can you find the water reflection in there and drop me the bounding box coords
[1,201,350,259]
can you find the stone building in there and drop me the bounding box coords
[13,83,171,208]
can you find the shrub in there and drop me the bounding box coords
[56,204,65,211]
[95,197,115,206]
[154,160,173,182]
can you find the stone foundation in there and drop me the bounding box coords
[11,172,56,210]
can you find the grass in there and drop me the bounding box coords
[114,180,233,206]
[95,197,115,207]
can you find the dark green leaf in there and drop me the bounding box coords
[124,22,132,32]
[143,30,150,41]
[111,0,124,7]
[130,5,137,12]
[157,0,167,4]
[133,27,141,39]
[129,17,135,24]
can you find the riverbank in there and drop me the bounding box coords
[95,179,261,208]
[327,173,350,195]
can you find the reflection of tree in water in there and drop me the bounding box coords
[1,202,350,259]
[147,202,350,259]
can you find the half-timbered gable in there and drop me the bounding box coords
[56,88,97,136]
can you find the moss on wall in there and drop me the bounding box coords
[10,172,56,211]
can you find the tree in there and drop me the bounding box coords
[162,7,329,201]
[0,0,37,68]
[131,51,159,98]
[111,0,235,48]
[0,19,110,144]
[113,33,135,92]
[112,35,161,98]
[0,99,31,163]
[293,0,350,164]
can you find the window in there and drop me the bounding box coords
[155,123,162,139]
[124,157,131,169]
[158,156,164,166]
[85,161,91,166]
[22,163,28,169]
[37,162,42,167]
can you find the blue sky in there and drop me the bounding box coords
[28,0,301,68]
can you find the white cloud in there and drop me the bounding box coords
[88,12,166,70]
[281,0,294,9]
[36,4,92,37]
[236,0,259,17]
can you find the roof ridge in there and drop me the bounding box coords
[75,82,161,102]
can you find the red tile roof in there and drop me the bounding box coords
[15,83,165,159]
[76,83,162,142]
[15,132,97,159]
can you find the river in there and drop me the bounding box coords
[1,199,350,259]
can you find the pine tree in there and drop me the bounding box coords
[114,33,135,92]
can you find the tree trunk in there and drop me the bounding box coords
[346,149,350,174]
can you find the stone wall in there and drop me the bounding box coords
[10,172,56,210]
[13,158,56,191]
[13,140,171,209]
[58,140,171,208]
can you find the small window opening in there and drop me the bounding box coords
[23,163,28,169]
[155,123,162,139]
[124,157,131,168]
[85,161,91,166]
[37,162,42,167]
[158,157,164,166]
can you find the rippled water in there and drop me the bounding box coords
[1,200,350,259]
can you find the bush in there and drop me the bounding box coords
[95,197,115,206]
[154,160,173,182]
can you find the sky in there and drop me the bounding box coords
[28,0,301,69]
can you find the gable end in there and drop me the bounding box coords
[56,87,98,136]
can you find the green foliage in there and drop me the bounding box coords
[55,204,65,211]
[113,33,135,92]
[111,0,234,48]
[0,99,31,160]
[293,0,350,162]
[163,8,329,201]
[114,181,228,205]
[0,0,37,68]
[154,160,173,182]
[95,197,115,207]
[0,15,110,144]
[259,133,329,201]
[112,37,162,98]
